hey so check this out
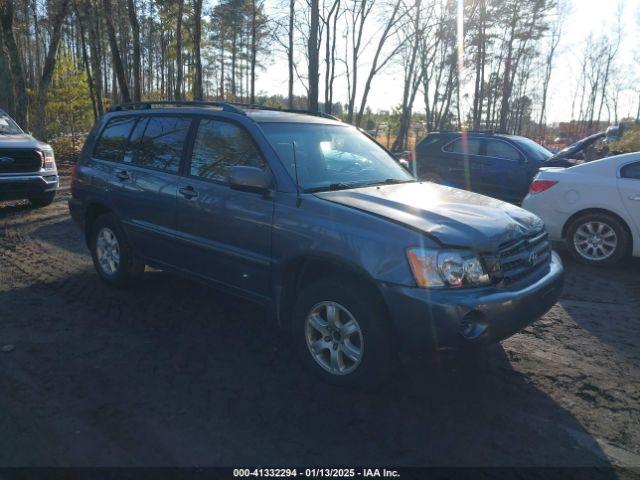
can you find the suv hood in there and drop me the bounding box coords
[0,133,47,149]
[316,182,543,252]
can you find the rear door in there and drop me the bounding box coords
[439,137,483,191]
[115,115,192,264]
[173,117,274,300]
[618,161,640,239]
[482,139,529,202]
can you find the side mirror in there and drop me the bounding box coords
[229,166,271,194]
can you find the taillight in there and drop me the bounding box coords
[529,179,557,194]
[70,163,79,196]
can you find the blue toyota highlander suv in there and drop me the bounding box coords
[69,102,564,388]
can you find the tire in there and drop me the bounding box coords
[565,212,630,266]
[89,213,145,287]
[291,277,397,389]
[28,191,56,208]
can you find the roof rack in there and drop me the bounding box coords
[227,102,341,121]
[433,129,497,135]
[109,101,246,115]
[108,100,342,122]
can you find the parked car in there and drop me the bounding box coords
[0,109,58,207]
[414,131,577,204]
[69,102,564,388]
[522,153,640,266]
[547,126,624,164]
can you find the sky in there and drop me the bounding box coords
[257,0,640,124]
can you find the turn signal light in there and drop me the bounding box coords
[529,180,557,194]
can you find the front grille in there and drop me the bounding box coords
[484,231,551,285]
[0,149,43,173]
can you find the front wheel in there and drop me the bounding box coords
[565,213,629,266]
[90,214,145,287]
[291,278,397,389]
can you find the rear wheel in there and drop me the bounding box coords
[565,212,629,266]
[90,214,145,287]
[28,191,56,208]
[291,278,396,389]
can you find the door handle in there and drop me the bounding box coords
[178,186,199,199]
[629,195,640,201]
[115,170,130,181]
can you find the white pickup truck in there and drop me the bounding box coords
[0,109,58,207]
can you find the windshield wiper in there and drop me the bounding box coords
[304,182,358,193]
[358,178,416,187]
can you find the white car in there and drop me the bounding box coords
[522,152,640,266]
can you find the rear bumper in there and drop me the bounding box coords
[0,174,59,201]
[380,251,564,353]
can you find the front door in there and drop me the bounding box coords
[618,161,640,241]
[174,117,274,301]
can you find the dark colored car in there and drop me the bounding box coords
[414,131,577,204]
[69,102,564,388]
[0,109,59,206]
[548,126,625,163]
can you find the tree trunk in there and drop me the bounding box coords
[127,0,141,101]
[250,0,257,104]
[75,2,98,121]
[392,0,421,151]
[193,0,203,100]
[307,0,319,111]
[103,0,130,103]
[0,0,29,127]
[174,0,184,100]
[287,0,294,108]
[35,0,69,139]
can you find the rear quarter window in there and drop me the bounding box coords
[93,117,137,161]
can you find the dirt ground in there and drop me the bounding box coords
[1,171,639,475]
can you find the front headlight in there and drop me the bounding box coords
[41,149,56,171]
[406,248,491,288]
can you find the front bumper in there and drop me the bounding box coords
[0,173,59,201]
[380,251,564,353]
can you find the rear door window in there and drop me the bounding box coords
[123,117,149,164]
[621,162,640,180]
[189,119,264,182]
[133,116,192,173]
[443,138,482,155]
[93,117,137,161]
[486,140,521,161]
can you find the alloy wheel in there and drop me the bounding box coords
[96,227,121,275]
[573,221,618,261]
[305,301,364,376]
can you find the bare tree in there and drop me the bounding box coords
[0,0,29,126]
[175,0,184,100]
[308,0,320,111]
[103,0,130,102]
[392,0,425,150]
[35,0,70,138]
[193,0,203,100]
[537,4,564,133]
[127,0,141,101]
